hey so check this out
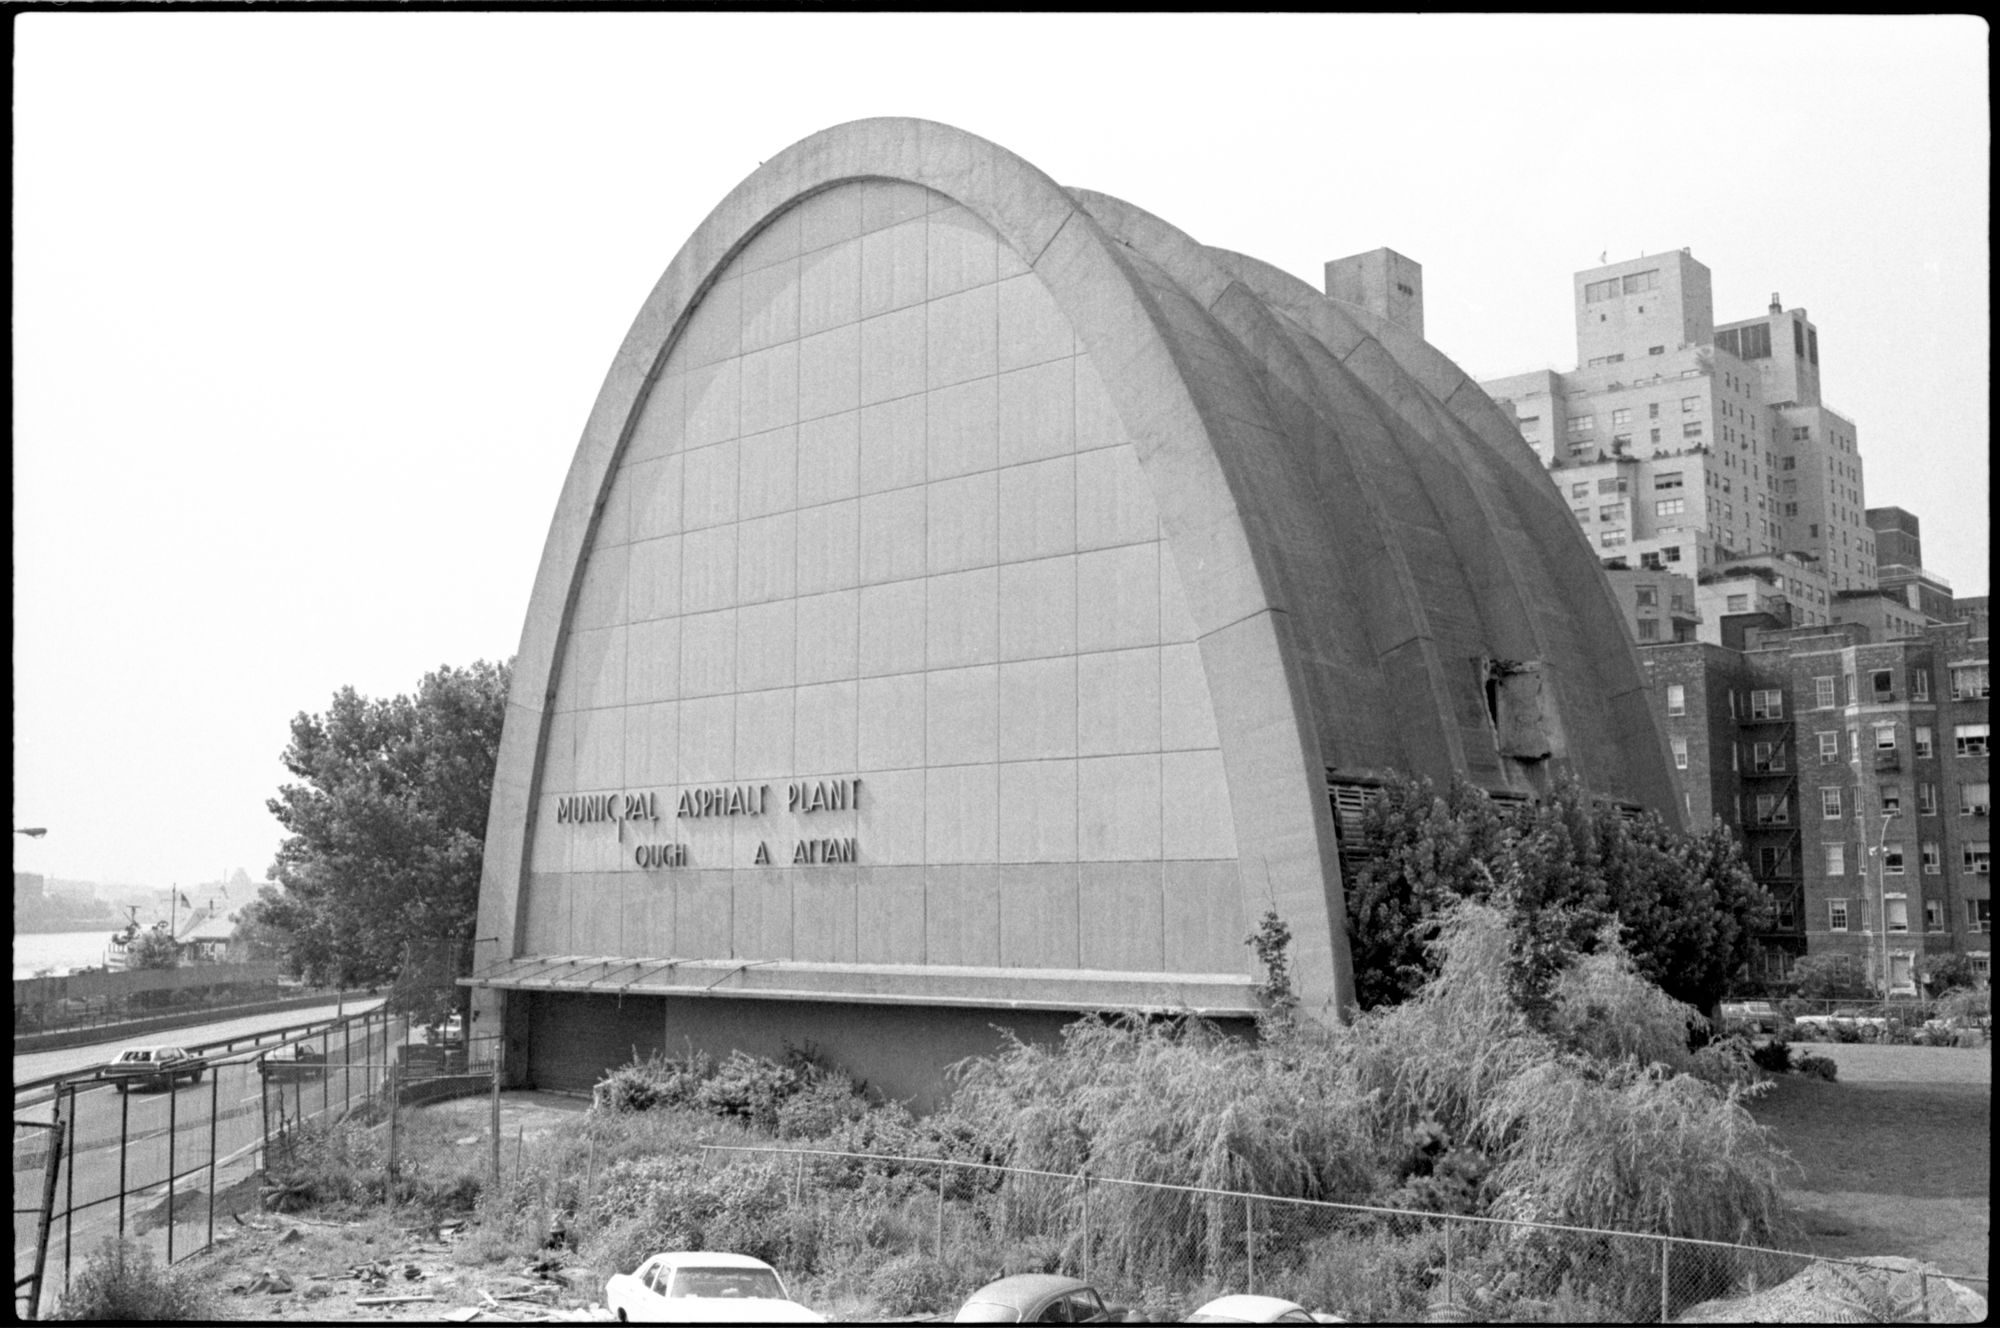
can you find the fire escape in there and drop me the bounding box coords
[1739,692,1803,956]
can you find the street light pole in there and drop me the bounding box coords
[1866,809,1896,999]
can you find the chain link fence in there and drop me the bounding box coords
[701,1143,1989,1322]
[12,1005,413,1319]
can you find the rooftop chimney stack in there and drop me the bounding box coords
[1769,292,1782,314]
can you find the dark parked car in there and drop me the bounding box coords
[102,1045,203,1092]
[954,1274,1127,1323]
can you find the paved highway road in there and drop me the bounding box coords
[13,997,387,1089]
[14,1004,409,1314]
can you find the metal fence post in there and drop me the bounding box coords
[345,1015,353,1112]
[490,1054,502,1191]
[117,1087,130,1240]
[1245,1194,1255,1294]
[1660,1239,1671,1322]
[320,1027,330,1119]
[936,1162,946,1262]
[259,1066,271,1180]
[386,1065,400,1191]
[64,1084,78,1297]
[208,1064,221,1249]
[1081,1173,1091,1286]
[167,1075,179,1264]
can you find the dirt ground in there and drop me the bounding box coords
[1750,1041,1991,1282]
[185,1093,604,1323]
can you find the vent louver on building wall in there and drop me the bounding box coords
[1327,775,1385,880]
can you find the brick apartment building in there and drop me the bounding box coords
[1645,619,1991,990]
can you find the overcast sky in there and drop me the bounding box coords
[13,14,1989,892]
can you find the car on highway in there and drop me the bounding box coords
[102,1045,204,1092]
[1187,1293,1347,1323]
[605,1251,824,1323]
[954,1273,1127,1322]
[258,1042,328,1082]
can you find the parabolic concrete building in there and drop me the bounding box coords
[468,119,1680,1099]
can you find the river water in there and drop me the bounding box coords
[11,930,119,980]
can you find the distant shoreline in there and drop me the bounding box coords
[13,920,119,935]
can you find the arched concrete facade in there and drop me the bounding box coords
[468,119,1680,1097]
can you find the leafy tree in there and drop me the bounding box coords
[1923,951,1985,996]
[1786,953,1872,1002]
[126,926,182,971]
[1344,773,1774,1015]
[249,660,511,995]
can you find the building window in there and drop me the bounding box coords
[1952,664,1990,700]
[1654,471,1683,491]
[1649,402,1661,419]
[1957,724,1991,757]
[1727,594,1750,612]
[1872,669,1895,698]
[1753,740,1784,771]
[1751,689,1783,719]
[1666,684,1686,717]
[1663,546,1681,562]
[1655,498,1685,517]
[1966,843,1992,876]
[1912,671,1931,702]
[1966,783,1992,817]
[1571,482,1589,498]
[1612,408,1632,426]
[1818,731,1840,763]
[1919,783,1940,816]
[1814,676,1836,709]
[1598,477,1627,494]
[1926,897,1945,930]
[1568,416,1596,436]
[1671,737,1688,769]
[1923,842,1942,876]
[1883,844,1905,876]
[1822,787,1843,819]
[1825,842,1846,876]
[1683,422,1705,439]
[1637,618,1661,641]
[1849,727,1860,760]
[1829,899,1849,931]
[1758,846,1791,877]
[1875,723,1898,751]
[1682,396,1700,413]
[1916,726,1934,758]
[1883,785,1903,816]
[1755,793,1788,824]
[1635,585,1658,607]
[1973,953,1993,977]
[1612,433,1633,451]
[1624,269,1660,294]
[1970,899,1993,931]
[1600,529,1628,548]
[1585,278,1620,303]
[1886,896,1909,932]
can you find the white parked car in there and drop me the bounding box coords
[1188,1292,1347,1323]
[605,1251,824,1323]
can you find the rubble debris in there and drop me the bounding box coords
[356,1292,438,1306]
[245,1269,295,1294]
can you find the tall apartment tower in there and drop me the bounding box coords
[1868,505,1956,622]
[1482,251,1876,608]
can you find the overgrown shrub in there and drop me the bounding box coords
[589,1048,714,1114]
[869,1251,957,1317]
[52,1239,214,1321]
[696,1051,803,1129]
[1795,1053,1838,1081]
[1749,1038,1793,1073]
